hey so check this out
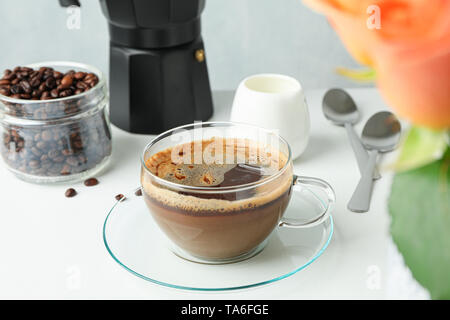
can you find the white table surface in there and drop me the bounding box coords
[0,88,396,299]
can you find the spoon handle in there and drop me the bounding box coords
[344,123,381,180]
[348,150,378,213]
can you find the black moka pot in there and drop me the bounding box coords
[60,0,213,134]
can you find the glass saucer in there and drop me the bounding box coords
[103,186,333,291]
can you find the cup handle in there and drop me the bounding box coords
[279,175,335,228]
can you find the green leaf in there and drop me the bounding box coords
[390,126,448,172]
[336,67,376,82]
[389,150,450,299]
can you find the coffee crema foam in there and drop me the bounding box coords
[142,138,293,213]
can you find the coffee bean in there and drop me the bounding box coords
[84,177,99,186]
[36,141,47,149]
[135,189,143,196]
[47,149,59,159]
[31,147,42,157]
[61,149,73,156]
[30,77,40,88]
[42,72,52,81]
[61,164,71,175]
[66,156,79,166]
[50,89,59,98]
[28,160,39,168]
[76,81,88,90]
[115,194,125,201]
[40,91,50,100]
[4,72,15,81]
[45,77,56,89]
[53,71,63,79]
[31,89,41,98]
[37,82,46,91]
[41,130,53,141]
[20,93,31,99]
[65,188,77,198]
[84,73,97,80]
[73,140,83,149]
[61,75,73,88]
[0,87,9,96]
[10,85,21,94]
[0,79,10,86]
[74,72,86,80]
[59,89,72,98]
[19,80,32,93]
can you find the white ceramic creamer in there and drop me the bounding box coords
[231,74,310,159]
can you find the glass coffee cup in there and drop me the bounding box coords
[141,122,335,264]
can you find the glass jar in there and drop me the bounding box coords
[0,61,112,183]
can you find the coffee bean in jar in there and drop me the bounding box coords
[0,62,112,183]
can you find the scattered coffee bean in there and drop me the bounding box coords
[84,177,99,186]
[115,194,125,201]
[65,188,77,198]
[135,189,142,196]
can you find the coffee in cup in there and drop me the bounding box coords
[142,137,292,261]
[141,122,334,264]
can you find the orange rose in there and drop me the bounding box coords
[304,0,450,128]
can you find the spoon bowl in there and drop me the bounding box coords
[322,88,359,125]
[361,111,402,152]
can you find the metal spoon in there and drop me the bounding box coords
[323,88,381,179]
[348,111,401,213]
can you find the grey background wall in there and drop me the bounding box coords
[0,0,366,90]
